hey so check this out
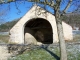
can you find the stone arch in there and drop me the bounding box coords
[24,18,53,44]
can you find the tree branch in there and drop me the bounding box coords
[0,0,55,8]
[27,0,55,8]
[63,0,72,13]
[15,1,21,14]
[0,0,15,4]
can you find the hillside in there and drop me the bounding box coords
[0,18,20,32]
[0,13,80,32]
[61,13,80,29]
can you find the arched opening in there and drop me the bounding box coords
[24,18,53,44]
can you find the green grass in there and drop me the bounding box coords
[8,48,57,60]
[67,50,80,60]
[8,34,80,60]
[9,47,80,60]
[73,34,80,41]
[8,43,80,60]
[0,35,9,43]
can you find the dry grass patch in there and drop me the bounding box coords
[0,35,9,43]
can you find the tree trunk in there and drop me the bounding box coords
[57,21,67,60]
[55,11,67,60]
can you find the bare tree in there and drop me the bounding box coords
[0,5,9,24]
[0,0,80,60]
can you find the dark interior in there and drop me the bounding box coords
[24,18,53,44]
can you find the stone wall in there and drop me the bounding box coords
[9,5,73,44]
[62,22,73,40]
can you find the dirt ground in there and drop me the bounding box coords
[0,45,11,60]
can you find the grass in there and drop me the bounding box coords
[8,48,57,60]
[0,35,9,43]
[67,49,80,60]
[8,45,80,60]
[8,46,80,60]
[73,34,80,41]
[0,34,79,60]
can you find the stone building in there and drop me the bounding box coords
[9,5,73,45]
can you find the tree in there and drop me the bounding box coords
[0,4,9,24]
[0,0,80,60]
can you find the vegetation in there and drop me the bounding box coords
[0,13,80,32]
[0,35,9,43]
[8,47,60,60]
[8,43,80,60]
[61,13,80,29]
[73,34,80,41]
[0,0,80,60]
[0,18,20,32]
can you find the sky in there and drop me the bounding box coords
[0,1,33,22]
[0,1,79,24]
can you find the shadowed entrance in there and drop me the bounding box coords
[24,18,53,44]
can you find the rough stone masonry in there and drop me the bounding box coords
[9,5,73,45]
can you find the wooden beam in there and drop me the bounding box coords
[30,27,51,29]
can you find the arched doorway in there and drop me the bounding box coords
[24,18,53,44]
